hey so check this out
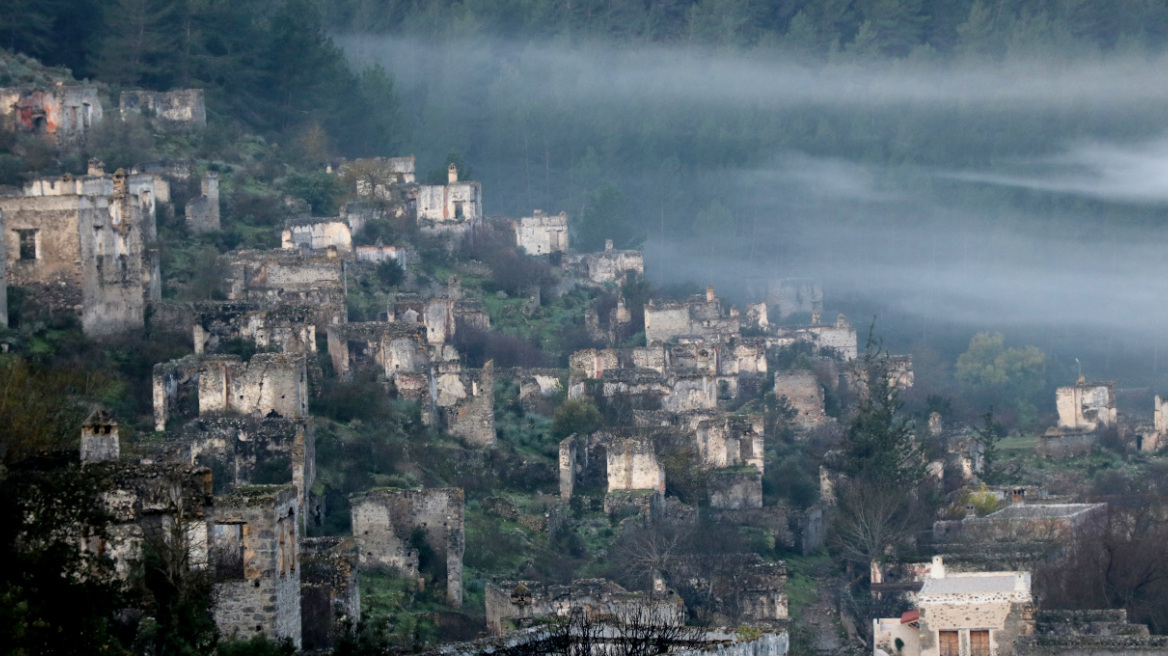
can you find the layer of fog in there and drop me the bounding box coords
[339,34,1168,383]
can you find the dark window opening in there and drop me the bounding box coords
[453,201,465,219]
[17,230,37,260]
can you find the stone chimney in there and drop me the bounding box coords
[81,408,119,464]
[448,163,458,183]
[930,555,946,579]
[836,313,847,328]
[812,309,821,325]
[1012,488,1026,504]
[706,285,715,302]
[965,503,977,518]
[605,239,613,251]
[112,168,127,196]
[87,158,105,177]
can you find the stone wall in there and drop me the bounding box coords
[327,321,429,383]
[81,408,120,463]
[709,469,763,509]
[417,177,482,224]
[1,86,103,144]
[119,89,206,128]
[282,218,352,254]
[562,243,645,285]
[420,625,787,656]
[1056,379,1117,432]
[514,210,569,255]
[1036,431,1097,458]
[185,171,220,233]
[153,353,309,431]
[224,250,345,331]
[773,372,827,427]
[350,487,466,607]
[605,436,665,493]
[1,175,159,336]
[300,537,361,651]
[434,363,496,447]
[193,302,317,355]
[484,578,687,634]
[211,484,302,649]
[0,212,5,327]
[168,414,315,515]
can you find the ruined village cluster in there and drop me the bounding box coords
[4,77,1168,656]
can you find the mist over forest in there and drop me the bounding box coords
[334,27,1168,405]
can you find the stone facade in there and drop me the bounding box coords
[708,469,763,509]
[390,292,491,346]
[193,302,317,355]
[185,171,220,233]
[153,352,309,431]
[773,371,827,427]
[1,86,102,144]
[81,407,120,464]
[514,210,569,255]
[224,250,346,332]
[1055,378,1116,432]
[770,314,859,361]
[510,367,563,414]
[210,484,302,648]
[0,169,161,336]
[417,165,482,227]
[340,156,417,199]
[119,89,206,129]
[350,487,466,607]
[282,218,352,254]
[432,362,496,447]
[644,287,738,344]
[605,436,665,494]
[563,240,645,285]
[355,243,408,266]
[327,321,429,385]
[484,578,686,634]
[300,537,361,651]
[167,414,316,515]
[418,625,787,656]
[1014,610,1168,656]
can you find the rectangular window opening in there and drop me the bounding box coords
[16,229,37,260]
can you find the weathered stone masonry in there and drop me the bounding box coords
[351,487,466,608]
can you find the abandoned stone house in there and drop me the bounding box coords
[211,484,303,648]
[336,156,417,200]
[350,487,466,607]
[513,210,569,255]
[0,168,162,336]
[1013,609,1168,656]
[769,313,859,361]
[932,502,1107,565]
[874,557,1034,656]
[152,352,310,431]
[0,223,6,327]
[510,367,564,414]
[430,362,496,448]
[416,164,482,231]
[119,89,207,129]
[192,302,317,355]
[562,239,645,285]
[282,216,352,254]
[1,85,102,144]
[1037,377,1117,458]
[160,414,316,518]
[300,537,361,651]
[355,241,408,266]
[389,290,491,346]
[774,371,828,428]
[644,286,739,345]
[223,250,346,331]
[484,578,687,635]
[186,171,220,233]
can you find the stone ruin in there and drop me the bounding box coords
[484,578,687,635]
[562,238,645,285]
[300,537,361,651]
[185,171,220,233]
[1013,609,1168,656]
[510,367,564,414]
[769,313,858,361]
[193,302,317,355]
[164,414,316,517]
[337,156,417,199]
[81,407,121,464]
[389,288,491,346]
[0,221,6,327]
[119,89,206,129]
[210,484,302,648]
[152,352,309,431]
[772,278,824,321]
[223,250,346,331]
[513,210,569,255]
[327,321,429,387]
[696,415,765,509]
[1,168,162,336]
[0,86,102,144]
[415,164,482,236]
[350,487,466,607]
[1038,377,1116,458]
[282,216,352,254]
[773,371,827,428]
[644,286,739,345]
[431,361,497,448]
